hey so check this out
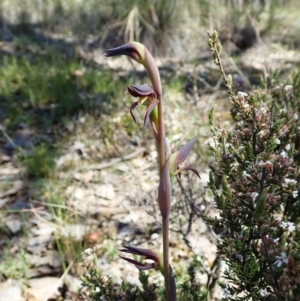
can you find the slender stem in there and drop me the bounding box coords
[162,216,170,299]
[144,45,172,299]
[157,95,171,300]
[157,95,166,172]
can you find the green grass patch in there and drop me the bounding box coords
[0,48,127,130]
[0,249,30,282]
[16,144,56,178]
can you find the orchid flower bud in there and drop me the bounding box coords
[168,137,200,179]
[158,162,172,218]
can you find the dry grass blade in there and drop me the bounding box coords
[125,6,140,42]
[41,261,74,301]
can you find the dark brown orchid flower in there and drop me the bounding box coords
[119,245,176,300]
[127,84,159,128]
[119,246,164,274]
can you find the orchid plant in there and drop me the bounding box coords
[105,42,199,301]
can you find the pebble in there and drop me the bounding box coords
[0,280,23,301]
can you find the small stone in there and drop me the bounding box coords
[56,152,81,167]
[94,184,116,200]
[150,233,160,241]
[29,277,62,301]
[27,233,53,254]
[64,274,82,294]
[115,163,129,172]
[32,224,55,236]
[84,231,99,245]
[5,219,22,234]
[1,154,11,163]
[65,121,75,132]
[73,171,94,183]
[0,279,23,301]
[79,117,86,123]
[28,250,61,269]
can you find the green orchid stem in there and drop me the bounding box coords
[157,95,172,301]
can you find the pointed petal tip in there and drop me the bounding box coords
[104,48,118,57]
[177,166,201,178]
[168,137,198,175]
[119,246,140,255]
[176,137,197,165]
[119,255,153,270]
[104,42,145,64]
[130,101,139,124]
